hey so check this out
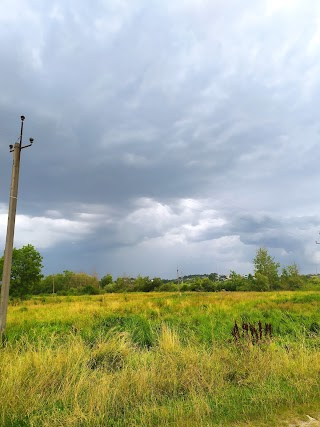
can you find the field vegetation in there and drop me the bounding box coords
[0,291,319,426]
[4,245,320,298]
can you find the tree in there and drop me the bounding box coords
[39,270,73,294]
[225,271,243,291]
[281,263,303,290]
[253,272,269,291]
[111,276,134,292]
[0,244,43,298]
[40,270,100,295]
[189,278,204,292]
[151,277,163,290]
[133,275,154,292]
[100,274,113,288]
[201,277,216,292]
[209,273,219,282]
[157,282,178,292]
[68,272,99,291]
[253,248,280,290]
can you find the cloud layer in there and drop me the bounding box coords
[1,0,320,277]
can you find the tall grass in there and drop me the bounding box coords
[0,292,319,426]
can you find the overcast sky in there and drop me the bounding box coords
[1,0,320,279]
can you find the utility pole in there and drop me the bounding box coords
[177,266,181,296]
[0,116,34,339]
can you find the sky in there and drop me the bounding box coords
[1,0,320,279]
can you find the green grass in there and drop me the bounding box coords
[0,291,319,426]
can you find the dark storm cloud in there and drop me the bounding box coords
[1,0,320,277]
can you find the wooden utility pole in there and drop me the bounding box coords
[0,116,34,339]
[177,266,181,296]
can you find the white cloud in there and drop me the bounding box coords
[111,198,227,247]
[0,204,99,250]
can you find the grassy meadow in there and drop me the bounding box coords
[0,291,320,426]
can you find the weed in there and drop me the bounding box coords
[232,320,272,344]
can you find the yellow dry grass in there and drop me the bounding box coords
[0,292,319,426]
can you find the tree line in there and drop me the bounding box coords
[0,245,319,298]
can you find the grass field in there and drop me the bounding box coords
[0,291,319,426]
